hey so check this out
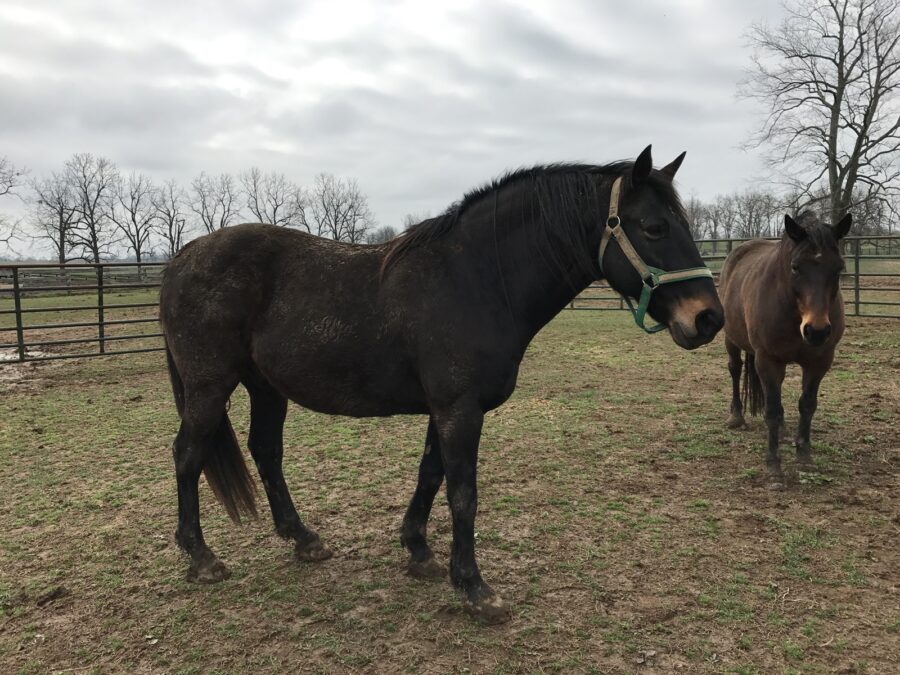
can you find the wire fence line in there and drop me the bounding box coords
[2,235,898,363]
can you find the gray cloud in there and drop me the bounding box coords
[0,0,785,235]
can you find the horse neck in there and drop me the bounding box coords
[766,237,799,314]
[444,187,598,344]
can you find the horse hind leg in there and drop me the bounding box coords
[174,383,253,582]
[401,418,447,580]
[725,339,746,429]
[244,372,332,562]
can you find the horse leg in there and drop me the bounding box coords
[245,374,332,562]
[433,401,511,624]
[725,338,746,429]
[400,418,446,579]
[755,355,786,488]
[174,387,234,583]
[795,361,829,471]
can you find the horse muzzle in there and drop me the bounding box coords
[668,299,724,350]
[801,321,832,346]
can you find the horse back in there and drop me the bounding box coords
[160,224,419,412]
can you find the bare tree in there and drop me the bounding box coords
[365,225,398,244]
[734,190,781,238]
[31,172,79,264]
[1,156,26,252]
[742,0,900,225]
[109,171,155,263]
[402,211,432,230]
[152,179,190,259]
[684,195,708,239]
[189,172,243,233]
[240,167,308,228]
[706,194,740,246]
[308,173,374,243]
[65,153,119,263]
[0,216,23,255]
[0,156,25,198]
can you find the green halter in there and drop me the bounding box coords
[598,177,713,333]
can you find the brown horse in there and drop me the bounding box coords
[720,211,851,487]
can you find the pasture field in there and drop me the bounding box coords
[1,311,898,674]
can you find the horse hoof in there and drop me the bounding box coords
[295,539,333,562]
[186,557,231,584]
[767,479,785,491]
[464,594,512,625]
[726,415,746,430]
[407,556,447,580]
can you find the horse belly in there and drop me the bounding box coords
[251,333,427,417]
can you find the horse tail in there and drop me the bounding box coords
[205,413,257,523]
[165,340,256,523]
[741,351,764,417]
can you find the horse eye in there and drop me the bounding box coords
[643,223,668,240]
[791,263,800,274]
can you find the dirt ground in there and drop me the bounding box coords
[1,311,898,674]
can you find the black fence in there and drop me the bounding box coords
[1,235,898,363]
[0,262,166,363]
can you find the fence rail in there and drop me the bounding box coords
[1,235,898,363]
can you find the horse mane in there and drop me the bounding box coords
[382,161,687,276]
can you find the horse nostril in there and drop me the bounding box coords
[695,308,724,339]
[803,324,831,344]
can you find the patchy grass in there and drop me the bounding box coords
[1,312,898,673]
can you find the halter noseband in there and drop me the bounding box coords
[598,176,713,333]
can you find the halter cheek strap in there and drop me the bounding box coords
[598,176,714,333]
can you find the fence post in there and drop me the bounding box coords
[12,267,26,362]
[97,265,106,354]
[853,238,861,317]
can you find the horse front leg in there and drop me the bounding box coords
[755,354,786,488]
[432,400,511,624]
[796,359,830,471]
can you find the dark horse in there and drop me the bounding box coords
[159,146,724,623]
[720,211,851,488]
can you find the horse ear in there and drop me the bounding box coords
[784,214,807,242]
[659,151,686,181]
[832,213,852,239]
[632,145,653,187]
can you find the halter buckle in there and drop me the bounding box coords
[642,271,660,289]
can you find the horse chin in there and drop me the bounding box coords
[668,322,708,351]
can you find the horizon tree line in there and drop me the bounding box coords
[2,152,899,263]
[0,153,397,262]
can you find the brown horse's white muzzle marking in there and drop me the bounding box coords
[668,297,725,350]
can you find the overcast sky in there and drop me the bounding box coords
[1,0,785,231]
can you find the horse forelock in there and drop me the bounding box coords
[787,212,841,255]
